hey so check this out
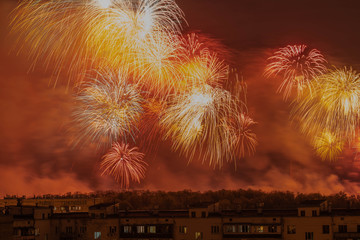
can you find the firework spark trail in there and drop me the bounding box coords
[73,70,143,147]
[161,84,235,168]
[292,67,360,145]
[265,45,327,100]
[11,0,95,84]
[11,0,185,86]
[178,33,229,89]
[134,31,184,98]
[11,0,258,174]
[313,131,344,161]
[101,142,147,188]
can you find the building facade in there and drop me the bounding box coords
[1,199,360,240]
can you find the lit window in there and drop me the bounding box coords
[195,232,203,240]
[179,226,187,234]
[225,225,236,233]
[287,225,296,234]
[268,225,277,233]
[124,226,131,233]
[148,226,156,233]
[255,225,264,233]
[137,225,145,233]
[94,232,101,239]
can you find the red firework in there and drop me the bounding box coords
[100,142,147,188]
[265,45,327,99]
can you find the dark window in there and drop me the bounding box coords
[80,226,87,234]
[273,218,276,221]
[191,212,196,218]
[305,232,313,240]
[357,225,360,233]
[211,226,219,234]
[91,213,95,218]
[100,213,105,218]
[301,210,305,216]
[312,210,317,216]
[323,225,329,234]
[287,225,296,234]
[42,213,45,219]
[239,225,250,233]
[339,225,347,233]
[269,225,277,233]
[66,227,72,234]
[55,227,58,234]
[109,226,116,234]
[201,211,206,218]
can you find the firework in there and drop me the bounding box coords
[178,33,229,89]
[73,70,143,146]
[134,32,183,98]
[161,84,233,168]
[101,142,147,188]
[313,131,344,161]
[226,113,257,159]
[292,67,360,143]
[265,45,327,99]
[11,0,185,85]
[11,0,94,84]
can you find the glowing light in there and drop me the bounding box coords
[291,67,360,143]
[227,113,257,159]
[161,85,234,168]
[95,0,112,8]
[265,45,327,99]
[73,70,143,146]
[101,142,147,188]
[313,131,343,161]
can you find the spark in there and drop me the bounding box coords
[313,131,344,161]
[265,45,327,100]
[73,70,143,146]
[161,84,234,168]
[291,67,360,143]
[101,142,147,188]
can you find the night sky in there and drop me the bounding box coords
[1,0,360,196]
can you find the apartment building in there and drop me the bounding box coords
[1,199,360,240]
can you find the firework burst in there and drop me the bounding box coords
[101,142,147,188]
[292,67,360,143]
[226,113,257,159]
[313,131,344,161]
[73,70,143,146]
[178,33,229,89]
[265,45,327,99]
[11,0,185,85]
[161,84,233,168]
